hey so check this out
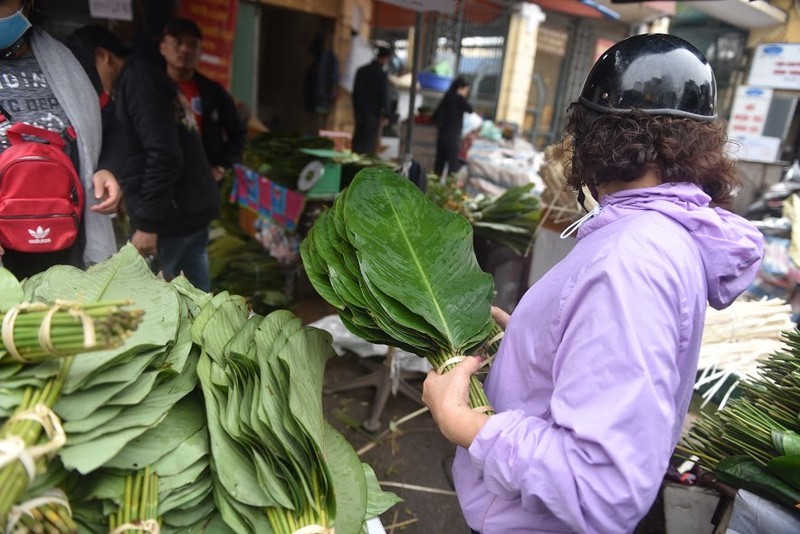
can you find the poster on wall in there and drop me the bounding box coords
[178,0,238,89]
[748,43,800,90]
[89,0,132,21]
[727,86,773,137]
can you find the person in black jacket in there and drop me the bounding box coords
[159,18,246,182]
[351,44,391,155]
[433,76,473,175]
[68,25,219,291]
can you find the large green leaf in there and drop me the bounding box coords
[0,267,22,312]
[103,394,206,470]
[362,463,402,520]
[23,245,181,393]
[343,168,494,356]
[323,422,366,534]
[767,454,800,492]
[197,353,274,508]
[716,455,800,509]
[152,426,210,477]
[59,355,199,473]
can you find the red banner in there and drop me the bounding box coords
[178,0,238,89]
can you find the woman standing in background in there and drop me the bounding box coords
[433,76,473,175]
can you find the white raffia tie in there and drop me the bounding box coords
[110,519,161,534]
[292,525,334,534]
[6,488,72,533]
[0,404,67,485]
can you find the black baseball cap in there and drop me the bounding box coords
[162,18,203,40]
[67,25,130,58]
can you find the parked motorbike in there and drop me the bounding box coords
[744,159,800,222]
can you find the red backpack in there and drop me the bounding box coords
[0,116,84,253]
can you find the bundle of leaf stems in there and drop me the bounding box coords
[108,467,159,534]
[0,358,72,525]
[428,320,503,415]
[266,477,329,534]
[682,330,800,469]
[8,499,76,534]
[2,300,143,363]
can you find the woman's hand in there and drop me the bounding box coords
[423,356,489,448]
[491,306,510,330]
[90,169,122,214]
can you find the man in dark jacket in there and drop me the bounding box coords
[68,25,219,291]
[351,44,391,155]
[159,18,246,182]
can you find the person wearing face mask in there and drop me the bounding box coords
[422,34,765,533]
[0,0,121,278]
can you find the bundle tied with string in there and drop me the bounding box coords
[301,167,503,416]
[1,300,143,364]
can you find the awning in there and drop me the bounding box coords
[373,0,502,29]
[685,0,787,29]
[377,0,455,13]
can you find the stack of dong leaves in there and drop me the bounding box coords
[300,167,500,412]
[0,244,399,534]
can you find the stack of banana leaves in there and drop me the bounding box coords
[243,133,334,189]
[682,329,800,510]
[301,167,502,414]
[0,245,399,533]
[427,174,541,256]
[208,234,291,315]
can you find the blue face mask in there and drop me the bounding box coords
[0,8,32,51]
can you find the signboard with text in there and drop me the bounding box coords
[178,0,238,89]
[89,0,132,21]
[748,43,800,90]
[727,86,773,137]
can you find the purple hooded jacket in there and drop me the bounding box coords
[452,182,764,533]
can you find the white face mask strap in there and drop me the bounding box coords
[560,205,601,239]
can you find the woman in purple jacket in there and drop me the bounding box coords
[423,34,764,533]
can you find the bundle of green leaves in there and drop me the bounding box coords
[194,291,399,533]
[0,245,398,533]
[428,176,541,256]
[301,167,499,412]
[682,329,800,509]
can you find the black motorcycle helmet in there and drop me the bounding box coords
[579,33,716,121]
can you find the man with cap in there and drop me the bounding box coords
[68,25,219,291]
[160,17,246,183]
[351,42,392,155]
[422,33,764,533]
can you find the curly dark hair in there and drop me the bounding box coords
[561,103,741,207]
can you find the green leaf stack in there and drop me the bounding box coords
[428,176,541,256]
[193,291,399,533]
[301,167,497,412]
[0,244,399,533]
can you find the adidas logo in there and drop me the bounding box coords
[27,226,52,245]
